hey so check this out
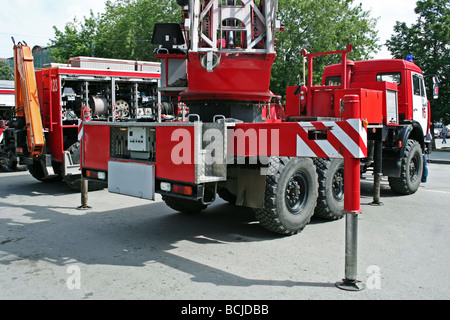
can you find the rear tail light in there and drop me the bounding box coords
[85,170,106,180]
[172,185,193,196]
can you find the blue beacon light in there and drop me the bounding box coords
[406,55,414,62]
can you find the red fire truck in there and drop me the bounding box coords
[0,44,166,189]
[80,0,435,235]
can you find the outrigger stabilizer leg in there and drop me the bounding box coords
[336,95,365,291]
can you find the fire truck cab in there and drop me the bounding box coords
[285,56,433,194]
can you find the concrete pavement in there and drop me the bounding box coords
[429,139,450,165]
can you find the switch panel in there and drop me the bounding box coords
[128,127,149,152]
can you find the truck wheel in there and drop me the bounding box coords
[254,157,318,235]
[162,195,208,214]
[217,188,237,204]
[314,158,345,220]
[388,139,423,195]
[27,158,62,182]
[27,159,48,182]
[4,150,18,171]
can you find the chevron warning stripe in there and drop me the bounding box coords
[296,119,368,159]
[78,119,84,141]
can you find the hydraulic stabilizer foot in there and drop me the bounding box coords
[336,95,366,292]
[370,140,383,206]
[77,179,92,210]
[336,279,365,291]
[336,211,365,292]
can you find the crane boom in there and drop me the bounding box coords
[14,43,45,157]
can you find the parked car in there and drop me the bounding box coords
[434,123,443,138]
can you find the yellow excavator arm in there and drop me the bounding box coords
[14,43,45,157]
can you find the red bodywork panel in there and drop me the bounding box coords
[82,124,110,171]
[155,126,196,183]
[285,86,301,118]
[181,52,276,102]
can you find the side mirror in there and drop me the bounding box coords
[433,76,440,99]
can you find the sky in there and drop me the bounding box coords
[0,0,419,60]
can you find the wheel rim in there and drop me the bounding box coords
[332,168,345,201]
[409,154,420,183]
[285,171,308,214]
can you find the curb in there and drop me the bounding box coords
[428,159,450,165]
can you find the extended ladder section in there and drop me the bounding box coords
[14,44,45,157]
[189,0,280,54]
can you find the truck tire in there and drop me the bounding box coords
[388,139,423,195]
[217,188,237,204]
[27,159,49,182]
[27,158,62,182]
[254,157,318,236]
[3,150,18,172]
[314,158,345,220]
[162,195,208,214]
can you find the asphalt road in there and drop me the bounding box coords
[1,161,449,302]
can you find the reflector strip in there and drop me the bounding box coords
[297,119,367,159]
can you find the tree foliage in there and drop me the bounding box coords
[49,0,181,63]
[0,60,14,80]
[386,0,450,123]
[93,0,181,61]
[50,12,100,63]
[271,0,380,97]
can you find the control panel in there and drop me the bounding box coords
[128,127,149,152]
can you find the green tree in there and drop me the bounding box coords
[50,11,100,63]
[271,0,380,97]
[0,60,14,80]
[386,0,450,124]
[94,0,181,61]
[49,0,180,63]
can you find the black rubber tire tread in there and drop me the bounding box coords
[388,139,423,195]
[27,158,63,182]
[313,158,345,220]
[217,188,237,204]
[254,157,318,236]
[27,160,48,182]
[162,195,208,214]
